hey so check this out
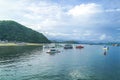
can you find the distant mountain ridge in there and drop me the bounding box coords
[51,39,120,44]
[0,20,50,43]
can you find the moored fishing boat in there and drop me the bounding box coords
[64,44,73,49]
[76,45,84,49]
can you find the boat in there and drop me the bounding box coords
[46,48,60,53]
[64,44,73,49]
[76,45,84,49]
[112,44,120,47]
[103,46,109,50]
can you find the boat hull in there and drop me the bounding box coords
[76,46,84,49]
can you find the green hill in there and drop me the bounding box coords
[0,20,50,43]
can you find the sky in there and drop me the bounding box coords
[0,0,120,41]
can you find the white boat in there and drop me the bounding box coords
[46,49,60,53]
[103,46,109,50]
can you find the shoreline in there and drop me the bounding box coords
[0,43,43,47]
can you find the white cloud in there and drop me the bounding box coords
[105,8,120,12]
[24,1,64,20]
[67,3,101,17]
[99,34,106,40]
[83,31,92,36]
[44,32,71,37]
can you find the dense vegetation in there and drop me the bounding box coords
[0,20,50,43]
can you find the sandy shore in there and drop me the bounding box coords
[0,43,43,46]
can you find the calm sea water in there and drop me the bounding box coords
[0,44,120,80]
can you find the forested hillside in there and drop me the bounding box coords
[0,20,50,43]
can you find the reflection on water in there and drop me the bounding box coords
[0,45,120,80]
[46,52,59,56]
[104,51,107,56]
[0,46,43,60]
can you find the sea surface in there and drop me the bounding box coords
[0,44,120,80]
